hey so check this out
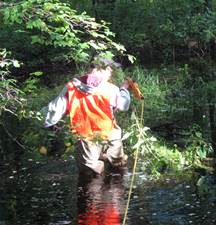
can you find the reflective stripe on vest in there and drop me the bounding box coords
[67,82,114,140]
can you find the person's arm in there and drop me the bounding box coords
[44,86,68,127]
[117,86,131,111]
[110,81,131,111]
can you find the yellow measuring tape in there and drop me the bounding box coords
[122,100,144,225]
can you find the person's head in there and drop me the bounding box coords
[86,57,121,87]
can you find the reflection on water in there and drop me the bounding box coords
[77,173,124,225]
[0,159,216,225]
[125,171,216,225]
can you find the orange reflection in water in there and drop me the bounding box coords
[77,172,125,225]
[77,204,120,225]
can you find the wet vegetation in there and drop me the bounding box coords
[1,0,216,224]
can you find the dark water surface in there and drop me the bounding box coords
[0,158,216,225]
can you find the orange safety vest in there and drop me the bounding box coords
[67,82,114,140]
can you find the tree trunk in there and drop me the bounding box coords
[208,103,216,155]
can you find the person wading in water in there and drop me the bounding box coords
[44,58,131,175]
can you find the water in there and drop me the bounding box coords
[0,158,216,225]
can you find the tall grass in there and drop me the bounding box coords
[118,66,213,178]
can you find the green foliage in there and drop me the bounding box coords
[74,0,216,62]
[66,1,216,157]
[131,67,169,125]
[123,66,191,127]
[115,64,214,178]
[122,111,212,178]
[0,48,24,116]
[1,0,216,175]
[122,112,186,178]
[1,0,128,64]
[124,63,216,134]
[185,125,213,163]
[17,82,77,157]
[197,174,216,199]
[23,71,44,94]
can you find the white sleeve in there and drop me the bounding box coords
[109,85,131,111]
[43,86,68,127]
[116,87,131,111]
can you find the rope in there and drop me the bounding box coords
[122,100,144,225]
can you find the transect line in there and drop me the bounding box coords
[122,100,144,225]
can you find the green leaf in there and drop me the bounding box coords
[132,140,145,149]
[195,132,202,138]
[30,71,43,77]
[0,61,7,68]
[12,60,20,68]
[99,51,114,60]
[122,131,133,141]
[128,54,136,64]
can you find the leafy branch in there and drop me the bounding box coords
[1,0,130,63]
[0,48,24,116]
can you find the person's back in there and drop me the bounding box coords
[44,60,130,174]
[66,77,117,140]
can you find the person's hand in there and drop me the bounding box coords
[121,80,130,89]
